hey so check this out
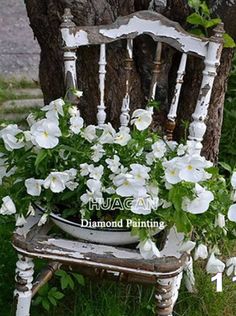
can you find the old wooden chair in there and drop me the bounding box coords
[12,8,224,316]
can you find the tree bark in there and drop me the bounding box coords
[24,0,235,162]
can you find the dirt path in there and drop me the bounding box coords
[0,0,40,80]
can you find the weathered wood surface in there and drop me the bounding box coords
[61,10,209,58]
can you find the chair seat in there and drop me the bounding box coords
[12,214,187,279]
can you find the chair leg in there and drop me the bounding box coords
[155,274,182,316]
[14,255,34,316]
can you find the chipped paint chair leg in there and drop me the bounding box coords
[156,276,177,316]
[14,255,34,316]
[183,256,197,293]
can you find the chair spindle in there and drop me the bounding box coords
[97,44,107,127]
[120,39,133,127]
[149,42,162,101]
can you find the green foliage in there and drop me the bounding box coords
[187,0,236,47]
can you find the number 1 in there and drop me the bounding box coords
[211,273,223,292]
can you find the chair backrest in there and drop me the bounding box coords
[60,8,224,155]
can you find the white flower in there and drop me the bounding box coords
[179,240,196,254]
[0,124,24,151]
[177,144,187,156]
[31,119,61,149]
[26,113,37,127]
[80,163,91,176]
[164,166,181,184]
[130,164,150,185]
[44,172,70,193]
[131,195,155,215]
[0,196,16,215]
[42,98,65,118]
[16,214,27,227]
[70,115,84,134]
[226,257,236,276]
[182,184,214,214]
[99,123,116,144]
[25,178,44,196]
[114,127,131,146]
[231,172,236,189]
[68,106,80,117]
[151,140,167,159]
[73,90,83,98]
[80,179,103,204]
[89,165,104,180]
[113,173,146,197]
[228,204,236,222]
[215,213,225,228]
[131,107,153,131]
[38,213,48,226]
[146,152,155,165]
[178,155,210,183]
[106,155,121,173]
[137,239,160,259]
[27,204,35,216]
[194,244,208,261]
[91,144,105,162]
[81,125,97,143]
[206,253,225,274]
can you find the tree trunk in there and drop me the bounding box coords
[24,0,235,162]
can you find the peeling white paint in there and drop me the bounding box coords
[75,30,89,46]
[99,16,207,57]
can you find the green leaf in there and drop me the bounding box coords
[200,2,210,16]
[188,0,201,10]
[38,283,49,296]
[223,33,236,48]
[205,18,221,29]
[190,28,205,37]
[42,298,50,311]
[218,162,232,173]
[52,291,64,300]
[35,149,47,168]
[175,210,192,233]
[48,296,57,306]
[73,273,85,286]
[187,13,204,26]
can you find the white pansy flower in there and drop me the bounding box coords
[91,144,105,162]
[113,173,145,197]
[81,125,97,143]
[215,213,225,228]
[114,127,131,146]
[226,257,236,276]
[166,141,178,151]
[194,244,208,261]
[179,240,196,254]
[105,155,121,173]
[152,140,167,159]
[16,214,27,227]
[31,119,61,149]
[26,113,37,127]
[182,184,214,214]
[131,195,155,215]
[98,123,116,144]
[164,166,181,184]
[131,107,153,131]
[68,106,80,117]
[44,172,70,193]
[137,239,160,259]
[228,204,236,222]
[0,124,24,151]
[89,165,104,180]
[130,164,150,185]
[25,178,44,196]
[206,253,225,274]
[178,155,210,183]
[80,179,103,205]
[0,196,16,215]
[146,152,155,165]
[70,115,84,134]
[177,144,187,156]
[38,213,48,226]
[231,172,236,189]
[73,90,83,98]
[80,163,91,176]
[42,98,65,118]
